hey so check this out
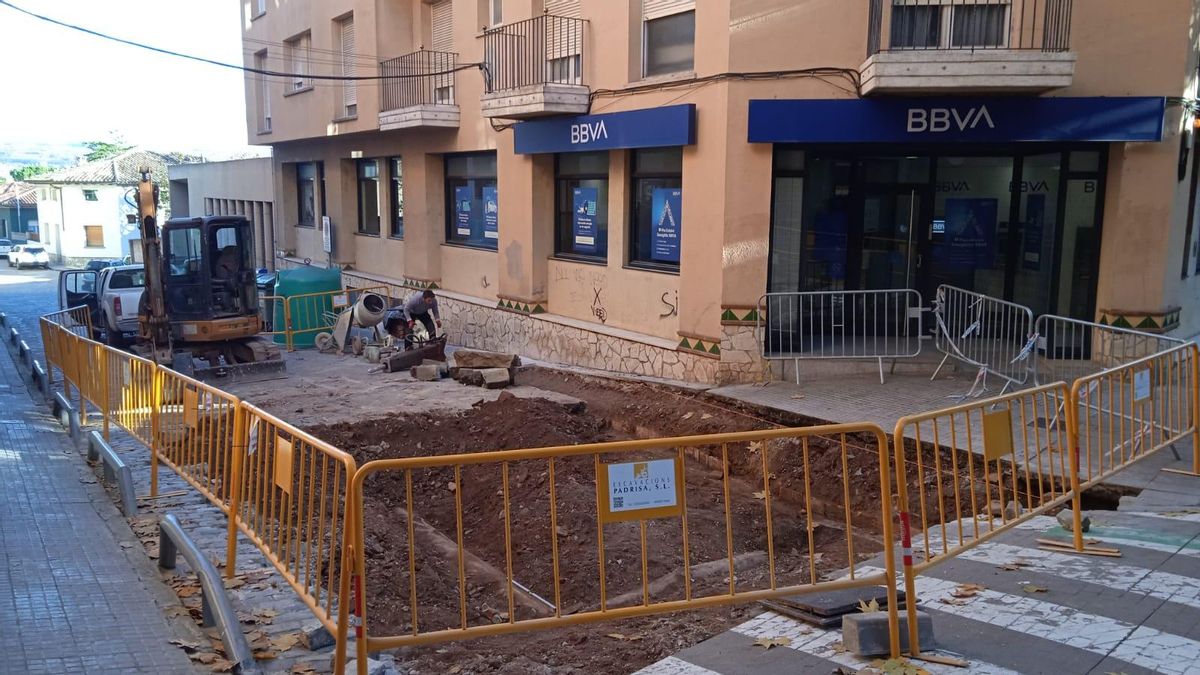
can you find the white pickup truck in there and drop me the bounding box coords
[58,265,146,347]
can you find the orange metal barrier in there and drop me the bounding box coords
[102,347,158,448]
[226,401,357,672]
[348,424,899,672]
[156,367,243,510]
[892,382,1075,655]
[258,294,292,350]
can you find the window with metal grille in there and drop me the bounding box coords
[390,158,404,239]
[84,225,104,248]
[357,159,381,235]
[889,1,1010,49]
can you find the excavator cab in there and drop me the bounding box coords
[161,216,259,328]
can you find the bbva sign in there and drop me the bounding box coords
[570,120,609,144]
[907,105,996,133]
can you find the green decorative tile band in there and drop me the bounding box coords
[720,306,763,326]
[679,335,721,359]
[497,299,547,315]
[403,277,440,290]
[1097,307,1181,333]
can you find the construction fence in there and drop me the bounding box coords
[36,301,1200,673]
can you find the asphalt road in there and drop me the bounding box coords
[0,262,59,362]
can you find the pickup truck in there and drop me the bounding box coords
[58,264,146,347]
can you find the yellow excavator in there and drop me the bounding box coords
[133,169,284,381]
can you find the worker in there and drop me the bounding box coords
[404,289,441,341]
[213,245,240,280]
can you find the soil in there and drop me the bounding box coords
[308,383,884,675]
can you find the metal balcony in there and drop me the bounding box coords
[481,15,589,120]
[379,50,460,130]
[861,0,1076,95]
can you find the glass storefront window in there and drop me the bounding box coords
[928,156,1014,299]
[555,151,609,261]
[357,159,381,235]
[630,147,683,270]
[1011,154,1061,316]
[444,152,499,250]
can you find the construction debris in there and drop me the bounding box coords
[451,348,521,370]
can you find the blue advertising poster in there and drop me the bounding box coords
[454,186,473,238]
[482,186,498,241]
[572,187,598,254]
[939,198,996,271]
[1022,194,1045,271]
[651,188,682,263]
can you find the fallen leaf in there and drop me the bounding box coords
[1023,584,1049,593]
[169,639,203,653]
[211,659,235,673]
[165,606,190,617]
[858,598,881,613]
[748,441,763,453]
[682,412,694,420]
[997,559,1032,571]
[701,413,713,420]
[874,658,933,675]
[752,636,791,650]
[271,633,302,652]
[555,525,568,537]
[605,632,643,641]
[951,583,985,598]
[176,585,201,599]
[830,641,847,654]
[190,653,219,665]
[939,597,971,606]
[752,491,767,500]
[789,394,805,401]
[252,650,278,660]
[290,665,318,675]
[225,577,245,589]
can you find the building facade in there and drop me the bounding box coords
[0,182,38,241]
[242,0,1200,384]
[28,150,185,266]
[168,157,278,271]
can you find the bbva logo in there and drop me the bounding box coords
[907,105,996,133]
[570,120,608,144]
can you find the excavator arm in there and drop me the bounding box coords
[134,168,172,364]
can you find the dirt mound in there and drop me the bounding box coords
[309,392,612,461]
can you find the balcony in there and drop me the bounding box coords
[861,0,1076,95]
[378,50,460,130]
[480,15,589,120]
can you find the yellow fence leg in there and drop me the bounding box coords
[100,345,111,441]
[1066,385,1085,552]
[889,431,922,657]
[150,364,162,498]
[225,402,247,577]
[877,429,901,659]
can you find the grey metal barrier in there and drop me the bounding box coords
[931,285,1036,397]
[159,513,263,675]
[1032,314,1187,386]
[87,430,137,516]
[758,289,923,384]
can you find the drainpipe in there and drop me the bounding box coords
[57,185,66,265]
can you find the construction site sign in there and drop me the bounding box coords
[1134,368,1152,402]
[597,457,683,523]
[982,407,1014,462]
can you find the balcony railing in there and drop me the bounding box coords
[482,14,587,93]
[867,0,1072,56]
[380,50,457,111]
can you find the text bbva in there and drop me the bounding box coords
[907,106,996,133]
[570,120,609,144]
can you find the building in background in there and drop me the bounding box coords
[241,0,1200,384]
[27,149,187,266]
[168,157,277,271]
[0,182,38,241]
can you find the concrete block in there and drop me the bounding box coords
[480,367,511,389]
[452,348,520,369]
[301,620,335,650]
[842,610,934,657]
[410,364,442,382]
[1056,508,1091,533]
[453,369,485,387]
[344,657,388,675]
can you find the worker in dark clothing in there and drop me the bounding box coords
[404,289,441,342]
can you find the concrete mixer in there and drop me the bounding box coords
[313,291,387,353]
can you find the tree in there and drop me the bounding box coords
[83,140,132,162]
[9,165,52,181]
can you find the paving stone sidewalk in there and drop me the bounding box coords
[0,338,199,674]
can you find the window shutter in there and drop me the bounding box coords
[340,17,357,108]
[544,0,580,18]
[643,0,694,21]
[431,0,453,52]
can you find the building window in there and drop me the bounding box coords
[285,32,312,92]
[253,0,266,17]
[389,157,404,239]
[336,15,357,118]
[84,225,104,248]
[489,0,503,26]
[82,189,98,201]
[890,1,1009,49]
[445,152,498,250]
[254,50,271,132]
[629,147,683,270]
[357,159,381,235]
[297,163,317,227]
[642,3,695,77]
[555,151,608,261]
[431,0,453,52]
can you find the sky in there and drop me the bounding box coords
[0,0,265,160]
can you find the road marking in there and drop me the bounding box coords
[859,565,1200,675]
[954,541,1200,611]
[631,656,723,675]
[730,611,1020,674]
[1011,515,1200,557]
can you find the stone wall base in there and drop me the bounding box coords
[717,324,769,385]
[438,296,719,384]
